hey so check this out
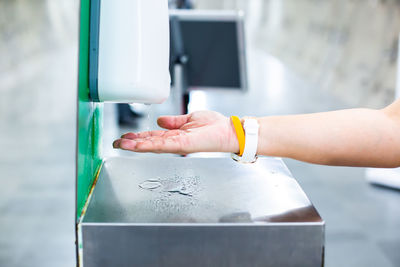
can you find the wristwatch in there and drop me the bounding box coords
[232,118,259,163]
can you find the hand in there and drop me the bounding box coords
[113,111,239,155]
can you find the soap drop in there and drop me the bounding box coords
[144,104,154,131]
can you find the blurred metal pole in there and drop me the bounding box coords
[173,63,189,114]
[173,64,185,114]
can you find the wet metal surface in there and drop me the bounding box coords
[82,157,322,224]
[81,157,324,267]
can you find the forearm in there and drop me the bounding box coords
[256,108,400,167]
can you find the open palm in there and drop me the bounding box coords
[113,111,239,155]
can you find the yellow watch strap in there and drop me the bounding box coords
[230,116,245,156]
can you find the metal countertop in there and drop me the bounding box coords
[82,156,322,224]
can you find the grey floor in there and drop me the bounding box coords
[1,0,400,267]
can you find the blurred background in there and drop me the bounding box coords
[1,0,400,266]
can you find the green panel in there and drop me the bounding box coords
[76,0,103,222]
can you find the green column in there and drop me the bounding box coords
[76,0,103,222]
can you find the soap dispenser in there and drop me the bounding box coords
[89,0,171,103]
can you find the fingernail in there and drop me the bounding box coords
[113,139,120,148]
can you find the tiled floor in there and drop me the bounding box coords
[1,0,400,267]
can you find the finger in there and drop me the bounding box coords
[157,114,191,130]
[121,130,183,141]
[135,138,181,153]
[116,136,187,154]
[121,130,166,140]
[113,139,121,148]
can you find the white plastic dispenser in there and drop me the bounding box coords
[89,0,171,103]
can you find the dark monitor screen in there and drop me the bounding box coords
[169,10,247,91]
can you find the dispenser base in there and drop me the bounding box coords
[79,157,324,267]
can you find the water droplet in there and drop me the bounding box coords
[147,178,161,182]
[139,180,162,190]
[166,185,193,197]
[139,175,199,198]
[141,104,153,131]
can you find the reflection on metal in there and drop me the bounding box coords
[80,157,324,267]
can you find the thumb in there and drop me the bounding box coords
[157,114,191,129]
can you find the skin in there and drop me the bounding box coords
[113,99,400,168]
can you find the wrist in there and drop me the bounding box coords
[255,117,262,155]
[256,116,272,156]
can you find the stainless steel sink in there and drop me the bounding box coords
[80,157,324,267]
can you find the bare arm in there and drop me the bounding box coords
[257,100,400,167]
[113,99,400,168]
